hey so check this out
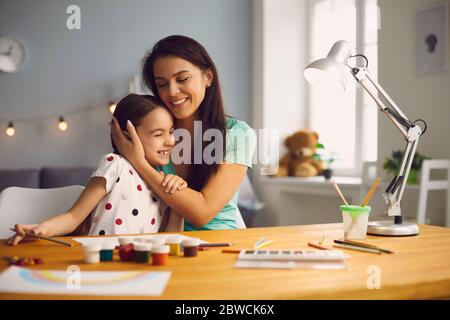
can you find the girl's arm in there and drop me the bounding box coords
[6,177,107,246]
[111,118,248,227]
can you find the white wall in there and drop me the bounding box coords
[0,0,252,169]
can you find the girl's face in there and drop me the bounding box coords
[153,55,213,121]
[135,107,175,167]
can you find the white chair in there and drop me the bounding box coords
[237,174,265,229]
[417,159,450,226]
[0,185,84,239]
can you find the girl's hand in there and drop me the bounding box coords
[110,117,146,167]
[5,224,48,246]
[160,172,188,194]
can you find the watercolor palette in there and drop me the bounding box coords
[237,249,347,262]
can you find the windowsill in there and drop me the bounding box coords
[259,176,362,189]
[258,176,420,197]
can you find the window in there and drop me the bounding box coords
[307,0,378,176]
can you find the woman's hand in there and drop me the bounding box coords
[110,117,146,167]
[160,172,188,194]
[5,224,48,246]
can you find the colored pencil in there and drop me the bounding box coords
[360,177,381,207]
[199,243,233,247]
[254,239,275,250]
[222,249,242,254]
[9,228,72,247]
[333,243,381,254]
[253,236,267,249]
[307,242,330,250]
[335,239,394,254]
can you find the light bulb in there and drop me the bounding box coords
[109,102,116,114]
[58,117,68,131]
[6,122,15,137]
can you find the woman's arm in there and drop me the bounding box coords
[135,160,247,227]
[111,118,247,227]
[7,177,107,245]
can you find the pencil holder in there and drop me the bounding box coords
[341,205,371,240]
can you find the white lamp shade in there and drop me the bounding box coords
[0,54,17,73]
[304,40,352,94]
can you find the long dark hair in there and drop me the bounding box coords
[111,94,163,155]
[142,35,226,191]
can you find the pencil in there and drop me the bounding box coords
[253,239,274,250]
[335,239,394,254]
[333,243,381,254]
[222,249,242,254]
[307,242,330,250]
[360,177,381,207]
[199,243,233,247]
[9,228,73,247]
[330,179,350,206]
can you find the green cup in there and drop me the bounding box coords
[340,205,371,240]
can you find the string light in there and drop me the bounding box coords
[109,102,117,114]
[6,121,15,137]
[58,116,68,131]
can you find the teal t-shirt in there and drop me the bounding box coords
[159,117,256,231]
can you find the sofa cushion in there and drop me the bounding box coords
[0,169,40,192]
[40,167,93,189]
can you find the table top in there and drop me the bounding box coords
[1,223,450,300]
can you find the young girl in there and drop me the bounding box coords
[111,35,256,230]
[7,94,186,246]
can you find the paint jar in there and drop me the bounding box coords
[83,244,102,264]
[151,245,170,266]
[149,238,166,248]
[341,205,371,240]
[118,237,135,246]
[135,237,150,243]
[182,238,200,257]
[100,242,115,262]
[134,243,152,263]
[166,236,182,256]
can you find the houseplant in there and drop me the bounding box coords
[314,143,337,179]
[382,149,430,184]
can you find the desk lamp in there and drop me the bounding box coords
[304,40,427,236]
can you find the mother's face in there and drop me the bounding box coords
[153,55,213,121]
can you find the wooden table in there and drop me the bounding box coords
[1,223,450,299]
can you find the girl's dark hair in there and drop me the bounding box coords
[111,94,162,154]
[142,35,226,191]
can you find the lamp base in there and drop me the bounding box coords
[367,220,419,236]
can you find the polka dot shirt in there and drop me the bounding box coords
[88,153,169,236]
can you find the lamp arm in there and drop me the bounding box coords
[349,66,422,219]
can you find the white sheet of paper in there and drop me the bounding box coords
[0,266,171,296]
[72,234,206,246]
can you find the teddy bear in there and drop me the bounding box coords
[275,130,325,177]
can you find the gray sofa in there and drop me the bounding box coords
[0,167,93,192]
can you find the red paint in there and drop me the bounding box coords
[152,253,169,266]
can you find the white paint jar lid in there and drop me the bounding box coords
[182,238,200,247]
[134,243,152,251]
[152,245,170,254]
[118,237,135,246]
[101,242,116,250]
[83,244,102,252]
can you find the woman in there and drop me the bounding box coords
[111,35,256,230]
